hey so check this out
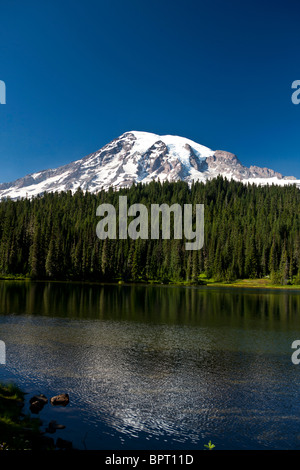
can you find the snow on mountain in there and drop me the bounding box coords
[0,130,299,200]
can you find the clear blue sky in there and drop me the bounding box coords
[1,0,300,182]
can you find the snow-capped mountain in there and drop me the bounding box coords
[0,130,299,200]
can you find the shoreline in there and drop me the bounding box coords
[1,275,300,291]
[205,279,300,290]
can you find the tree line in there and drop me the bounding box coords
[0,176,299,285]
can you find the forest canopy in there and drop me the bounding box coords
[0,176,299,285]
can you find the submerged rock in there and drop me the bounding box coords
[46,420,66,433]
[29,394,48,405]
[29,394,48,413]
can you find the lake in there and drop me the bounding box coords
[1,280,300,450]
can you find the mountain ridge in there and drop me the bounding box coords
[0,130,298,199]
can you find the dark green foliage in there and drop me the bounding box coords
[0,383,44,450]
[0,177,300,284]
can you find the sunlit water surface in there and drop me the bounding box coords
[1,281,300,450]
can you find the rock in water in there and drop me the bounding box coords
[46,420,66,433]
[50,393,69,406]
[29,394,48,413]
[29,394,48,405]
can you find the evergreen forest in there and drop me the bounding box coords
[0,176,299,285]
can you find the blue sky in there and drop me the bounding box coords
[0,0,300,182]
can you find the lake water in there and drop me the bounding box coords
[1,280,300,450]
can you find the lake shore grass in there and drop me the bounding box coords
[0,382,47,450]
[1,274,300,290]
[139,276,300,290]
[204,278,300,289]
[114,277,300,290]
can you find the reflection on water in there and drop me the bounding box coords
[1,281,300,450]
[1,280,300,326]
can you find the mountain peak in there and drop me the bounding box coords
[0,131,298,200]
